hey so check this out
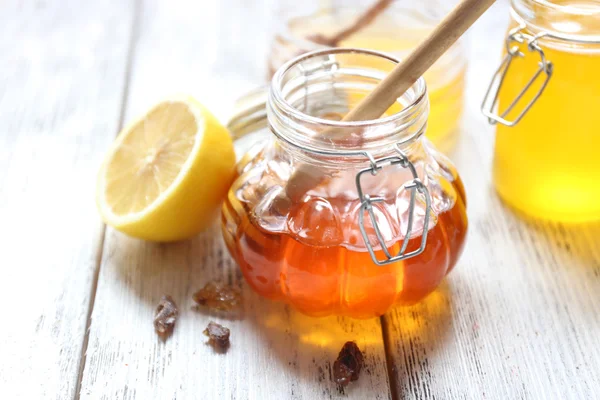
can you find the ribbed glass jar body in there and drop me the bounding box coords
[223,49,468,318]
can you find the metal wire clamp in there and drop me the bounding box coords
[268,116,432,266]
[355,145,431,266]
[481,25,554,127]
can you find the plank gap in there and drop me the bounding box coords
[74,0,143,397]
[74,226,106,400]
[380,315,400,400]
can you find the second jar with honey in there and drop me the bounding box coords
[483,0,600,222]
[267,0,467,153]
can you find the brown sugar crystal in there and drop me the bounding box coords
[203,321,230,351]
[153,295,179,339]
[193,282,241,312]
[332,341,364,387]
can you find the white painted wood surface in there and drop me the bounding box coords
[1,0,599,399]
[0,0,134,398]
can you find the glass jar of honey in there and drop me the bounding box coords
[267,0,467,153]
[482,0,600,222]
[223,49,468,318]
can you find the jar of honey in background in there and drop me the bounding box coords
[482,0,600,222]
[267,0,467,153]
[223,49,468,319]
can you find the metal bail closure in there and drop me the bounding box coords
[355,145,432,266]
[481,25,554,127]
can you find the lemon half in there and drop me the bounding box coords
[97,96,235,241]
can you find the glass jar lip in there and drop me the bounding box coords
[512,0,600,44]
[530,0,600,16]
[270,47,428,130]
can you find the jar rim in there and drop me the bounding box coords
[270,47,428,130]
[530,0,600,16]
[512,0,600,44]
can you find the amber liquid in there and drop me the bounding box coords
[222,177,467,319]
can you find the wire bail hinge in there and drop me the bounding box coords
[481,25,554,127]
[355,146,431,266]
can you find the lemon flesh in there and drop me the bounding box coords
[97,97,235,241]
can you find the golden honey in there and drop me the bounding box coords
[489,0,600,221]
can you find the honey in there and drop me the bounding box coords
[222,169,467,318]
[487,0,600,221]
[224,49,468,318]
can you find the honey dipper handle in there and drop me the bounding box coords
[343,0,497,122]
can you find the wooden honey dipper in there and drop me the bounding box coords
[276,0,497,212]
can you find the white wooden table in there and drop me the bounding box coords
[2,0,599,399]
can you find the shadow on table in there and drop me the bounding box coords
[109,222,454,396]
[243,281,454,396]
[496,201,600,284]
[110,222,244,309]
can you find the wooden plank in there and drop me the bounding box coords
[80,230,392,399]
[0,0,135,398]
[79,0,393,398]
[382,2,600,399]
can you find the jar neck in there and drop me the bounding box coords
[511,0,600,43]
[267,48,429,166]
